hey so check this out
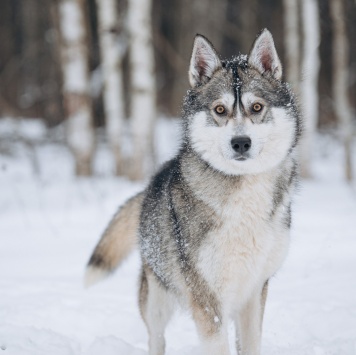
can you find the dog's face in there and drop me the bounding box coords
[184,30,300,175]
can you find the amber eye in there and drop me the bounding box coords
[252,103,263,113]
[215,105,226,115]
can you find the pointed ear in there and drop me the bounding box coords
[248,29,282,80]
[189,35,221,88]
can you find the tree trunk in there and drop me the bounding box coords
[300,0,320,178]
[96,0,126,175]
[58,0,95,176]
[283,0,300,94]
[330,0,353,182]
[20,0,41,115]
[238,0,258,54]
[128,0,156,180]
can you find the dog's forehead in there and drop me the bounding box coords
[215,64,290,108]
[203,68,237,102]
[205,58,253,101]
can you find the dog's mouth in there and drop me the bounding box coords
[234,156,248,162]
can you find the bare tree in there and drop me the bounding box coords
[20,0,40,114]
[128,0,156,180]
[330,0,353,182]
[300,0,320,178]
[58,0,95,176]
[283,0,300,94]
[96,0,126,175]
[238,0,258,54]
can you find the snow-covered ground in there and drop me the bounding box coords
[1,118,356,354]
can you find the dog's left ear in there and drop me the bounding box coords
[189,35,221,88]
[248,29,282,80]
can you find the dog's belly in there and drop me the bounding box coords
[197,207,290,314]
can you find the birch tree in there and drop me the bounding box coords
[21,0,40,114]
[300,0,320,178]
[283,0,300,94]
[330,0,353,182]
[128,0,156,180]
[59,0,95,176]
[96,0,126,175]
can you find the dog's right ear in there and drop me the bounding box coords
[189,35,221,88]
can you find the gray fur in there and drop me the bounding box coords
[87,30,302,355]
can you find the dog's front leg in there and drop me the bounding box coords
[236,281,269,355]
[190,301,230,355]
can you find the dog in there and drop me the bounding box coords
[85,29,302,355]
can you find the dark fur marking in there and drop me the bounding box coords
[223,59,242,110]
[270,160,298,218]
[140,160,180,289]
[87,253,106,269]
[149,158,178,200]
[283,203,292,229]
[168,186,189,270]
[138,267,148,319]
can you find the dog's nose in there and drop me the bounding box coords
[231,136,251,154]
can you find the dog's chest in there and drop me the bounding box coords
[196,175,289,307]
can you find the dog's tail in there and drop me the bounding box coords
[84,191,144,287]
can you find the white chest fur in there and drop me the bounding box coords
[196,172,290,313]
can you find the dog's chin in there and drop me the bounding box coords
[209,153,280,176]
[195,145,285,176]
[204,154,262,176]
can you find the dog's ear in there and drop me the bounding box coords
[248,29,282,80]
[189,35,221,88]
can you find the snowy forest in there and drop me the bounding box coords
[0,0,356,179]
[1,0,356,354]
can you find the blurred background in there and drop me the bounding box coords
[0,0,355,181]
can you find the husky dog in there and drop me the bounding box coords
[85,29,301,355]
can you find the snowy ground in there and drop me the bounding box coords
[1,118,356,355]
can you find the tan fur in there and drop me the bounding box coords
[85,192,144,287]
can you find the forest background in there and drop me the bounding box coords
[0,0,355,180]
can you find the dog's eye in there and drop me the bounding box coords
[215,105,226,115]
[252,103,263,113]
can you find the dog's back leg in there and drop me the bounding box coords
[139,266,174,355]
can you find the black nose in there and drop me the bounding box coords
[231,136,251,154]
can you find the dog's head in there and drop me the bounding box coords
[183,29,301,176]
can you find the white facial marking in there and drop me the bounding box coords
[240,92,266,111]
[218,93,235,109]
[189,106,295,175]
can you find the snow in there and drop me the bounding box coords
[1,118,356,354]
